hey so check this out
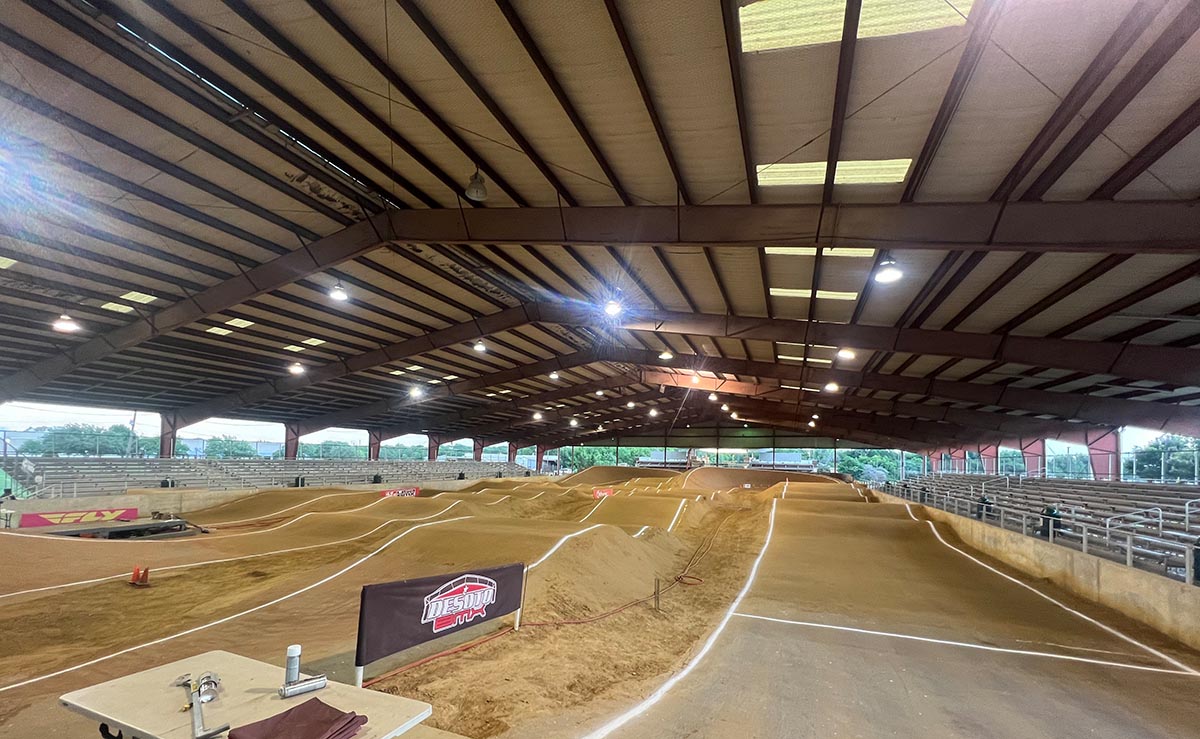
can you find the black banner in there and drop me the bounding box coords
[355,563,524,667]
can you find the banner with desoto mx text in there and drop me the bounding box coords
[355,563,524,668]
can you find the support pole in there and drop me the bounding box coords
[284,423,300,460]
[159,414,178,459]
[367,430,382,461]
[354,666,364,689]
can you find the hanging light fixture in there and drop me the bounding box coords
[658,350,674,360]
[328,283,349,301]
[708,392,718,402]
[473,340,486,352]
[464,168,488,202]
[409,386,424,398]
[811,414,820,420]
[836,348,856,360]
[720,403,729,412]
[52,314,80,333]
[288,362,305,375]
[730,411,738,420]
[649,408,659,417]
[595,390,605,396]
[569,418,579,427]
[549,371,560,380]
[808,420,817,428]
[533,412,544,421]
[626,401,636,408]
[874,252,903,284]
[604,299,622,316]
[824,382,840,392]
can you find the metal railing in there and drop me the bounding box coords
[1104,507,1164,542]
[1185,498,1200,532]
[882,484,1196,587]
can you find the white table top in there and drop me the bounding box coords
[60,650,432,739]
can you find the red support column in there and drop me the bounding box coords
[1085,428,1121,481]
[978,444,999,475]
[427,434,442,462]
[1020,438,1046,475]
[507,442,518,464]
[284,423,300,460]
[368,430,382,461]
[472,438,484,462]
[159,414,178,459]
[535,444,547,473]
[929,449,943,473]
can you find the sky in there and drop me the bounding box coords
[0,401,1174,451]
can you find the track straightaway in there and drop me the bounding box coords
[586,497,1200,739]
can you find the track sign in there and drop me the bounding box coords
[379,487,420,498]
[592,487,615,499]
[19,508,138,528]
[355,563,524,669]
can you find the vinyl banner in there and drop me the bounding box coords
[379,487,420,498]
[592,487,615,499]
[355,563,524,667]
[19,508,138,528]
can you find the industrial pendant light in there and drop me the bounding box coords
[464,168,488,202]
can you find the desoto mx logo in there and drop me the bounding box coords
[421,574,498,633]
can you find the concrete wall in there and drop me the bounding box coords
[877,491,1200,652]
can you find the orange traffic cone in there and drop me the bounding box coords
[129,566,151,587]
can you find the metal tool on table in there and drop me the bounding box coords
[278,644,328,699]
[173,671,230,739]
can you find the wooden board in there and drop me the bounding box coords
[60,650,432,739]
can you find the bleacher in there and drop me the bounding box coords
[884,473,1200,582]
[0,457,529,498]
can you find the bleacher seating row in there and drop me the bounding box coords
[0,457,529,498]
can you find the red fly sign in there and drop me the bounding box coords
[592,487,615,499]
[379,487,420,498]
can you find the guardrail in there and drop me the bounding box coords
[880,484,1196,587]
[1104,507,1163,542]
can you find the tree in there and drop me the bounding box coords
[1123,435,1199,482]
[203,436,258,459]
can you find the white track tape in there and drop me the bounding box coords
[579,497,607,522]
[904,503,919,521]
[526,524,605,571]
[485,495,511,506]
[731,613,1195,677]
[528,491,545,500]
[921,519,1199,676]
[0,502,463,601]
[633,526,650,538]
[782,479,788,499]
[667,500,687,532]
[582,500,778,739]
[0,515,472,694]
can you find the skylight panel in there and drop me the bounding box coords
[283,344,305,352]
[740,0,974,53]
[764,247,875,257]
[119,290,157,304]
[769,288,859,300]
[101,302,134,314]
[0,257,16,269]
[756,159,912,186]
[206,326,233,335]
[225,318,254,328]
[301,337,326,346]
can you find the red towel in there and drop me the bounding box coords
[229,697,368,739]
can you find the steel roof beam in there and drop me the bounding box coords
[1020,1,1200,201]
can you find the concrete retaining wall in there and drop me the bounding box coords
[877,491,1200,652]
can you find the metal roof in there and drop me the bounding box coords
[2,0,1199,452]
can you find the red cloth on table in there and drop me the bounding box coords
[229,697,368,739]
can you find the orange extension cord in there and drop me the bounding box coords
[361,512,736,688]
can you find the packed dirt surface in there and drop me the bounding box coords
[8,467,1188,738]
[0,470,802,737]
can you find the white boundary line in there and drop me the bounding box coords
[581,499,778,739]
[919,518,1198,675]
[0,502,463,601]
[632,525,650,538]
[904,503,919,521]
[0,515,473,694]
[485,495,511,506]
[731,613,1195,677]
[579,497,607,522]
[205,491,370,526]
[666,500,686,532]
[526,524,605,571]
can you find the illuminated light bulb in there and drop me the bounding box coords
[837,348,856,360]
[649,408,659,417]
[533,412,544,421]
[549,371,560,380]
[569,418,579,427]
[658,351,674,360]
[288,362,305,375]
[52,314,80,332]
[473,340,486,352]
[409,386,424,398]
[626,401,635,408]
[328,283,348,301]
[720,404,729,412]
[824,382,840,392]
[604,300,622,316]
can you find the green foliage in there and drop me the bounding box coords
[203,435,258,459]
[17,424,188,457]
[1122,434,1199,481]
